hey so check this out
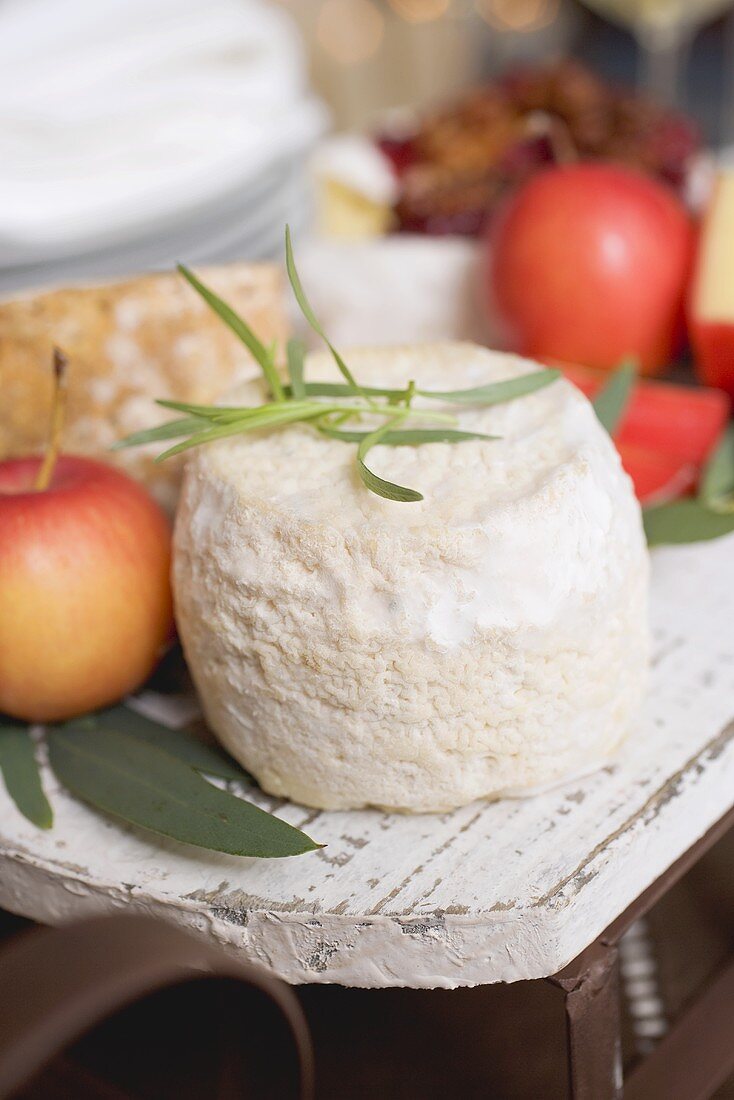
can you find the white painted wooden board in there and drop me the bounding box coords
[1,533,733,989]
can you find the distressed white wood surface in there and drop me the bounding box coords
[1,534,733,989]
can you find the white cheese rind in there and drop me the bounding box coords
[173,343,649,812]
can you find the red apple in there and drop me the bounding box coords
[487,163,695,375]
[690,171,734,398]
[0,455,173,722]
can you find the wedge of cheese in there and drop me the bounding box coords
[0,264,287,508]
[690,171,734,399]
[174,343,649,812]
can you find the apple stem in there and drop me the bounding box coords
[526,111,578,166]
[34,348,68,492]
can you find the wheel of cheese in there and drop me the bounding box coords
[174,343,649,812]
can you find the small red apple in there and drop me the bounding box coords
[690,171,734,399]
[0,354,173,723]
[486,163,695,375]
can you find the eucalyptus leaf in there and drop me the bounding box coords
[49,725,320,858]
[357,420,423,502]
[0,723,53,829]
[700,424,734,513]
[591,358,637,435]
[86,705,249,782]
[177,264,284,402]
[284,225,368,403]
[417,369,560,406]
[287,338,306,401]
[644,499,734,546]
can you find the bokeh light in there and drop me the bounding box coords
[474,0,560,31]
[317,0,386,65]
[387,0,452,23]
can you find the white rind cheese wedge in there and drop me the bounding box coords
[173,343,649,813]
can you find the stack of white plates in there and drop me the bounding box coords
[0,0,326,294]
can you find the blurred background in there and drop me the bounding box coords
[2,4,734,1098]
[1,0,733,293]
[279,0,733,136]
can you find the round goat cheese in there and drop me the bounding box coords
[173,343,649,812]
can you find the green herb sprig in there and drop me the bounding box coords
[115,227,559,502]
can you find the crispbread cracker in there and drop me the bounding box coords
[0,264,287,507]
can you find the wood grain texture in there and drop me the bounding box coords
[0,534,732,989]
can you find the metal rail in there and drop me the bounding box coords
[548,803,734,1099]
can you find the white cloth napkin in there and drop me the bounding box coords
[0,0,326,263]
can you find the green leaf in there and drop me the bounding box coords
[155,397,318,423]
[644,499,734,546]
[48,725,321,858]
[284,381,407,401]
[287,338,307,401]
[417,369,560,405]
[113,416,208,450]
[357,419,423,502]
[592,358,637,435]
[151,400,226,420]
[297,373,560,408]
[87,705,249,782]
[155,404,331,461]
[700,424,734,513]
[320,427,497,445]
[177,264,284,402]
[284,226,369,404]
[0,723,53,829]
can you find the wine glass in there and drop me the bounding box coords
[579,0,734,107]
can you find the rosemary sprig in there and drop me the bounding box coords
[117,227,560,502]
